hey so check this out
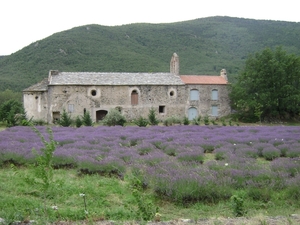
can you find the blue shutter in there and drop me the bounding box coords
[190,89,199,100]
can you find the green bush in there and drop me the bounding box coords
[203,115,210,125]
[58,109,72,127]
[135,116,148,127]
[75,116,83,128]
[262,148,280,161]
[102,109,126,126]
[183,116,190,125]
[82,111,93,126]
[148,108,159,125]
[192,116,201,125]
[0,99,28,127]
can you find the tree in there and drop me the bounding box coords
[82,111,93,126]
[58,109,72,127]
[0,89,22,106]
[148,108,159,125]
[0,99,27,127]
[230,47,300,122]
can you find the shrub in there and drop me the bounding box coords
[82,111,93,126]
[183,116,190,125]
[0,99,28,127]
[203,115,210,125]
[177,153,204,164]
[135,116,148,127]
[148,108,159,125]
[192,116,201,125]
[221,118,227,126]
[231,194,246,217]
[215,152,226,160]
[262,147,281,161]
[201,144,215,153]
[247,188,272,202]
[102,109,126,126]
[32,119,47,126]
[58,109,72,127]
[75,116,83,128]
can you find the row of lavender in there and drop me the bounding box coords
[1,125,300,203]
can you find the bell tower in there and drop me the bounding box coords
[170,53,179,75]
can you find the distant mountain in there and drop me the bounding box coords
[1,16,300,93]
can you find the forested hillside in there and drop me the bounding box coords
[1,16,300,93]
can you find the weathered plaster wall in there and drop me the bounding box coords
[23,91,48,121]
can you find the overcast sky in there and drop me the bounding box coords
[1,0,299,55]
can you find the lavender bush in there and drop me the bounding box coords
[1,125,300,204]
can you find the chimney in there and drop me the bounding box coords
[48,70,59,82]
[170,53,179,75]
[220,69,228,81]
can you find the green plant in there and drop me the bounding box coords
[183,116,190,125]
[211,119,218,125]
[75,116,83,128]
[203,115,210,125]
[82,111,93,126]
[129,174,158,221]
[221,118,227,126]
[102,109,126,126]
[230,194,246,217]
[135,116,149,127]
[0,99,28,127]
[25,126,57,215]
[148,108,159,125]
[192,116,201,125]
[58,109,72,127]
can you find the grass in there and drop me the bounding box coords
[1,164,300,224]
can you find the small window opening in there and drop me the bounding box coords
[35,96,38,99]
[84,108,86,115]
[170,91,174,96]
[159,105,165,114]
[91,90,97,96]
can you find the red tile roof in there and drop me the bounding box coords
[180,75,228,85]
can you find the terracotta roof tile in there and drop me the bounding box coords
[180,75,228,85]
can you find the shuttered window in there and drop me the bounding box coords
[212,105,218,116]
[68,104,74,113]
[131,90,138,105]
[212,89,218,100]
[190,89,199,101]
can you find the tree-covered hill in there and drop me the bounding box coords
[1,16,300,93]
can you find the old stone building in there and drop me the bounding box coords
[23,53,230,123]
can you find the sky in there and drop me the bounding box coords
[1,0,299,55]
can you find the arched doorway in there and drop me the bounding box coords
[188,107,198,120]
[96,110,108,122]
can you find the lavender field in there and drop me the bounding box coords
[1,125,300,204]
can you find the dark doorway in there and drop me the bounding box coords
[96,110,108,122]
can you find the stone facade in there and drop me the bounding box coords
[23,53,231,123]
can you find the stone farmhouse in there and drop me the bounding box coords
[23,53,230,123]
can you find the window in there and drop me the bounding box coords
[168,88,176,98]
[159,105,165,114]
[131,90,138,105]
[91,89,97,96]
[68,104,74,113]
[212,89,218,100]
[212,105,218,116]
[190,89,199,101]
